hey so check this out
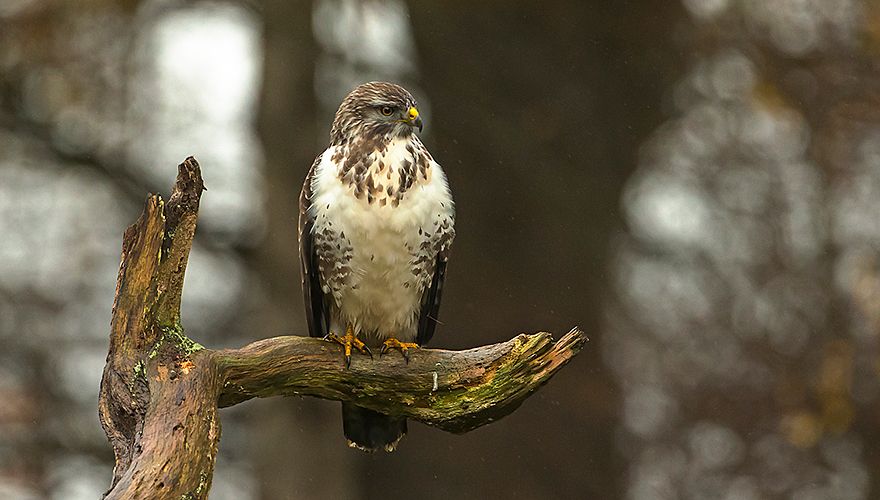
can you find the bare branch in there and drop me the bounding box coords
[217,328,586,432]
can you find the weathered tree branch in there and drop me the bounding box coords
[98,157,588,499]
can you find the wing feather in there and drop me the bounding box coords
[416,254,448,346]
[417,167,455,346]
[299,154,330,338]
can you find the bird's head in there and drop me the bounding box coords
[330,82,423,146]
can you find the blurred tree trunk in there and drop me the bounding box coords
[399,2,684,498]
[253,1,356,498]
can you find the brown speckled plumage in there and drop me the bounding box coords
[329,82,433,206]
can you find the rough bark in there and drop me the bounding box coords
[98,157,588,499]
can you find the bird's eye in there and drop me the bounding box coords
[380,106,394,116]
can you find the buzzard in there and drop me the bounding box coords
[298,82,455,452]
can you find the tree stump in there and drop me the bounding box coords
[98,157,588,499]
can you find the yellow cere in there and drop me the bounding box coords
[408,107,419,120]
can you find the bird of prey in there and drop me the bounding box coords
[298,82,455,452]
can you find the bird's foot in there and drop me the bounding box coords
[380,338,419,363]
[324,326,372,368]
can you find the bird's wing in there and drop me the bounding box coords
[416,162,455,346]
[416,253,448,346]
[299,154,329,338]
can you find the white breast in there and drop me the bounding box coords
[308,141,454,343]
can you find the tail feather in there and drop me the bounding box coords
[342,402,407,452]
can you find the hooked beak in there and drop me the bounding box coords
[407,106,423,133]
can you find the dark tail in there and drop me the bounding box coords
[342,402,407,452]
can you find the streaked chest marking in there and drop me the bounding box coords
[308,139,454,338]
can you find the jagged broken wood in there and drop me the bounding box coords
[98,157,588,499]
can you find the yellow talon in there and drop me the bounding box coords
[324,325,372,368]
[380,338,420,363]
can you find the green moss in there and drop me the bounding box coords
[180,471,209,499]
[142,323,203,365]
[160,323,204,356]
[148,341,161,359]
[415,336,541,416]
[130,360,147,391]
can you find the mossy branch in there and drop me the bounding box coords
[98,157,588,500]
[216,327,586,432]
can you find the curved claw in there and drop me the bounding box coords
[380,338,419,364]
[323,327,372,368]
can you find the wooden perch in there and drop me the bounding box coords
[98,157,588,499]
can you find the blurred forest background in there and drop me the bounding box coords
[2,0,880,499]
